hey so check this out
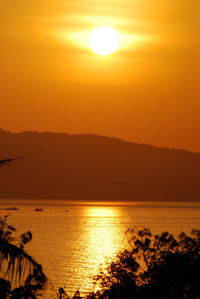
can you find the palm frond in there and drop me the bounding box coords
[0,238,46,289]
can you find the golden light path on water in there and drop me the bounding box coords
[83,207,121,265]
[60,206,125,296]
[1,200,200,297]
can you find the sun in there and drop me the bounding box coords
[89,26,119,56]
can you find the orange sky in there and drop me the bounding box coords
[1,0,200,151]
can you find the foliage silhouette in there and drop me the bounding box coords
[89,228,200,299]
[0,216,47,298]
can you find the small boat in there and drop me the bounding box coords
[33,208,43,212]
[65,209,69,212]
[4,207,19,211]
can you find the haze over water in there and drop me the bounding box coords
[1,199,200,297]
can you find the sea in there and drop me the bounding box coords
[0,199,200,298]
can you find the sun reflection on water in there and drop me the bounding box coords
[85,206,119,218]
[69,206,125,294]
[85,206,121,263]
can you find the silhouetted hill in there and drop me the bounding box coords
[0,128,200,200]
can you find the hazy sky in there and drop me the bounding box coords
[1,0,200,151]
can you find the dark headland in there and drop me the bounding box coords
[0,128,200,201]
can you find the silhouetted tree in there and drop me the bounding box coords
[0,215,47,298]
[90,228,200,299]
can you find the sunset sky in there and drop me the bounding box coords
[1,0,200,151]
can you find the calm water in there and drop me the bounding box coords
[1,199,200,297]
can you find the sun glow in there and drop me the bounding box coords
[89,26,119,56]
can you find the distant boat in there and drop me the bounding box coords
[4,207,19,211]
[33,208,43,212]
[65,209,69,212]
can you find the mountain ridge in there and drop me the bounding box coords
[1,128,200,201]
[1,128,199,155]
